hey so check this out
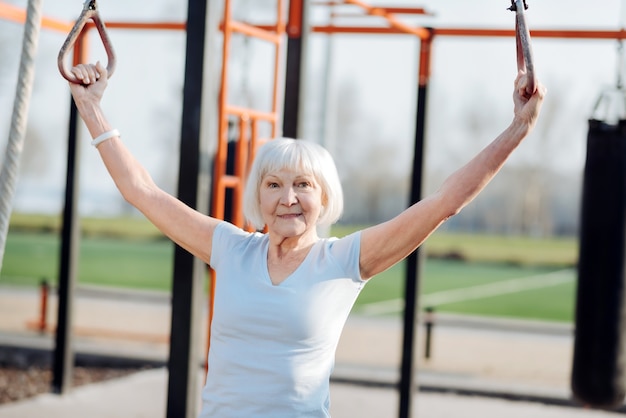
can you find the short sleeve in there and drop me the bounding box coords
[210,221,253,268]
[328,231,367,283]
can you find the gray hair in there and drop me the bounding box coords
[243,138,343,230]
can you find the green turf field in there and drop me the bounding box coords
[0,215,579,323]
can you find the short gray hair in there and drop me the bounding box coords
[243,138,343,230]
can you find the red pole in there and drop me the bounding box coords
[38,278,49,333]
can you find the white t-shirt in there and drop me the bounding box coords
[199,221,366,417]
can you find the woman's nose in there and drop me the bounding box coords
[280,187,298,205]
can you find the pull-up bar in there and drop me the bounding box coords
[0,1,69,31]
[312,23,626,39]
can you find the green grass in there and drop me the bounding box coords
[332,224,578,267]
[8,212,164,239]
[437,279,576,322]
[1,232,174,290]
[1,214,580,323]
[356,260,574,322]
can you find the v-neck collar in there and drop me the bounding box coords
[262,237,319,287]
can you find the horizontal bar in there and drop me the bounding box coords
[524,28,626,40]
[331,11,430,19]
[219,175,241,188]
[432,27,626,40]
[4,2,621,43]
[226,105,278,122]
[313,25,428,35]
[313,1,430,14]
[103,21,185,31]
[380,7,430,15]
[343,0,431,38]
[313,25,626,41]
[228,20,282,43]
[0,2,71,32]
[0,3,185,33]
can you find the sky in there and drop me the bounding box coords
[0,0,625,215]
[307,0,625,174]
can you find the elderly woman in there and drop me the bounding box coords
[68,62,545,417]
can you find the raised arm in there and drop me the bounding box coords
[68,62,221,264]
[359,71,546,279]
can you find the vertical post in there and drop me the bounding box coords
[38,278,49,333]
[282,0,305,138]
[398,32,432,418]
[423,307,434,360]
[166,1,210,417]
[52,39,85,394]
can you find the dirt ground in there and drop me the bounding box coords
[0,366,144,404]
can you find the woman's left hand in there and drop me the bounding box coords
[512,70,546,129]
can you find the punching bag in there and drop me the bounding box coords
[572,117,626,409]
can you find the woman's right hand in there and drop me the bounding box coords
[68,61,108,106]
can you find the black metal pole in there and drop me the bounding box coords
[166,0,210,417]
[398,35,431,418]
[52,95,81,394]
[424,306,434,360]
[282,0,305,139]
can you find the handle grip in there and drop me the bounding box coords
[510,0,536,97]
[58,0,116,84]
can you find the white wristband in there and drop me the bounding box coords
[91,129,120,147]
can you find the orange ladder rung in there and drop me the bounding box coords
[226,105,278,122]
[228,20,282,44]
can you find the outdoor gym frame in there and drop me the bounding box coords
[2,1,626,417]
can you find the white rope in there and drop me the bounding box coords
[0,0,43,272]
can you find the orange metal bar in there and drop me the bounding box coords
[312,24,626,41]
[38,280,50,333]
[0,1,72,32]
[313,24,428,37]
[522,28,626,40]
[343,0,430,39]
[226,105,278,122]
[230,20,282,43]
[376,7,429,15]
[219,175,240,188]
[313,0,430,14]
[434,27,626,40]
[287,0,303,37]
[103,21,185,30]
[418,32,433,87]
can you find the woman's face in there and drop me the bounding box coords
[259,167,323,239]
